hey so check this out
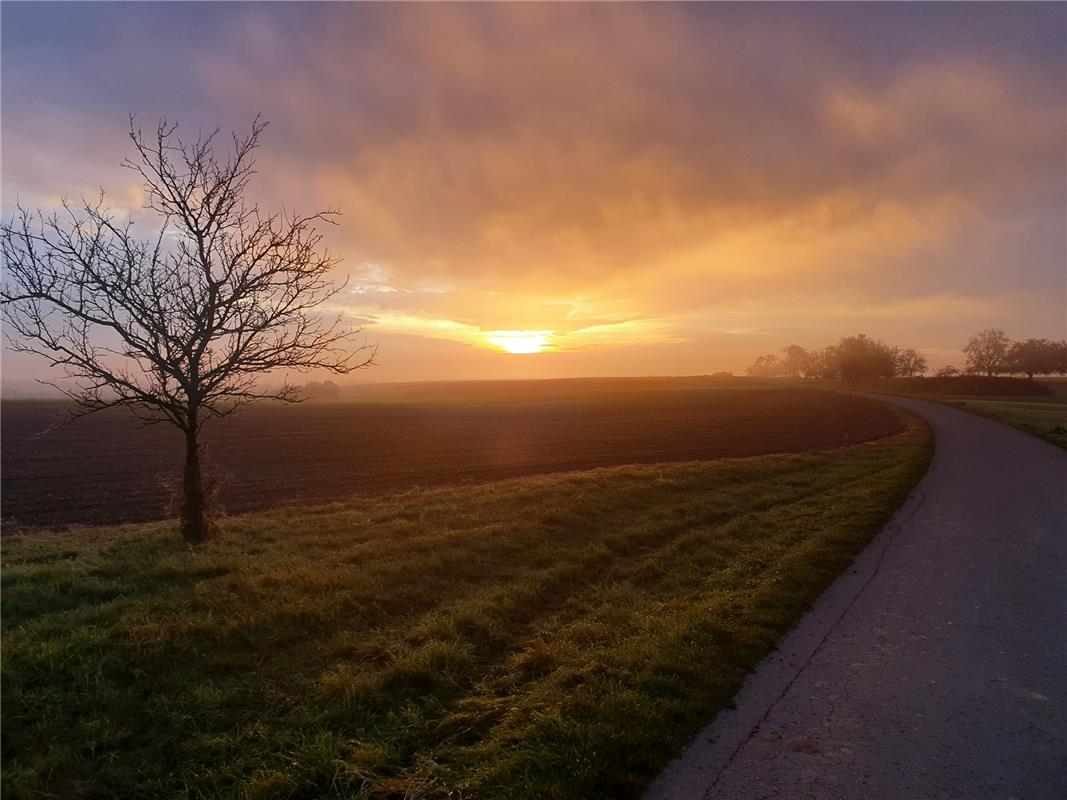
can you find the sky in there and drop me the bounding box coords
[2,2,1065,387]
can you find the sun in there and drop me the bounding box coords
[486,330,554,355]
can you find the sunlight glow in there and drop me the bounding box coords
[486,330,554,355]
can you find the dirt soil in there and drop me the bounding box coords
[2,381,902,529]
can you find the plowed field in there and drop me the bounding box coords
[1,380,901,528]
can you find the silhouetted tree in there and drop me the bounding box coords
[1005,338,1064,380]
[303,379,343,400]
[780,344,812,378]
[829,334,897,385]
[936,365,962,377]
[894,347,928,378]
[746,353,782,377]
[804,347,834,379]
[1,117,375,542]
[963,328,1010,376]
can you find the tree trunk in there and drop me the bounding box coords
[181,425,210,543]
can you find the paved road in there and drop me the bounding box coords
[646,394,1067,800]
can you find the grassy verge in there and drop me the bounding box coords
[858,381,1067,449]
[2,414,931,800]
[832,377,1067,448]
[934,397,1067,448]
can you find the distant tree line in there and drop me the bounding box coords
[958,329,1067,380]
[746,335,926,385]
[301,379,342,400]
[747,329,1067,385]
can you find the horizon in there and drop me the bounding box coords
[5,368,1065,403]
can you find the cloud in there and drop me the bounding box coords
[2,3,1063,379]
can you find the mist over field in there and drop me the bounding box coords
[2,380,903,528]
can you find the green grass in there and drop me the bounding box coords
[2,415,931,800]
[858,380,1067,449]
[936,397,1067,449]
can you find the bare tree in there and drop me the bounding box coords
[962,328,1009,376]
[1,117,374,542]
[745,353,782,377]
[779,344,811,378]
[894,347,928,378]
[1005,337,1065,380]
[826,334,897,385]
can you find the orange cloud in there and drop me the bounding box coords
[2,3,1063,382]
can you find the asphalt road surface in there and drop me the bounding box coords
[646,393,1067,800]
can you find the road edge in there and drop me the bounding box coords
[644,396,936,800]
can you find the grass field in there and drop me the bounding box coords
[2,411,931,800]
[869,377,1067,449]
[935,397,1067,449]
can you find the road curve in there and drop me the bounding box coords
[646,393,1067,800]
